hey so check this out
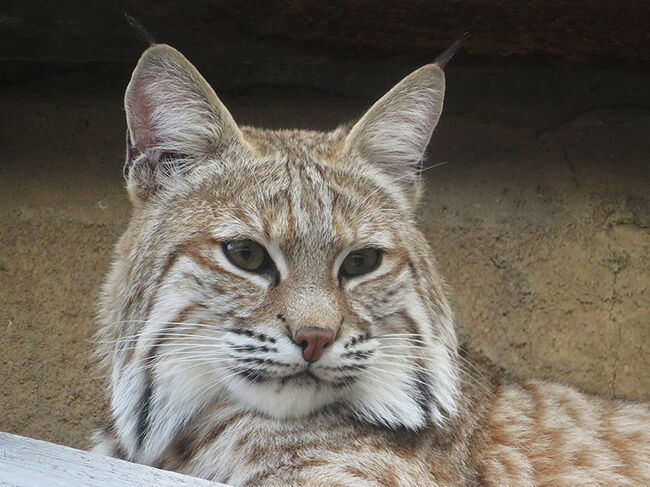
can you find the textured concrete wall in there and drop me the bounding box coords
[1,2,648,450]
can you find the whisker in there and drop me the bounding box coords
[138,351,228,362]
[195,362,265,396]
[98,319,231,332]
[364,363,435,389]
[96,325,281,347]
[124,357,234,375]
[193,368,241,397]
[349,161,448,218]
[97,329,256,346]
[378,333,427,340]
[111,319,229,327]
[376,343,426,349]
[115,340,225,352]
[376,352,432,361]
[456,352,488,378]
[94,329,224,344]
[337,362,397,390]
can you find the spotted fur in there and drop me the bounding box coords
[92,44,650,486]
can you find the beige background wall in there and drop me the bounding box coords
[1,1,648,450]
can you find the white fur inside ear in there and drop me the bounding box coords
[123,45,247,202]
[345,64,445,204]
[125,45,242,158]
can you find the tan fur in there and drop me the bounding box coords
[92,44,650,486]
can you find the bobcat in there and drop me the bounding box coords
[92,43,650,486]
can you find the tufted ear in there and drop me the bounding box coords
[344,62,446,207]
[124,44,244,203]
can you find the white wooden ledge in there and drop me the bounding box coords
[0,432,230,487]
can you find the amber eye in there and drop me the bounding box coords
[340,248,382,277]
[223,240,267,272]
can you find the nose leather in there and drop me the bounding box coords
[294,326,335,362]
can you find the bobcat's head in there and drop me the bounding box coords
[97,45,460,463]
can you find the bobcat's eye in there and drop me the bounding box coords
[340,248,382,278]
[223,240,267,272]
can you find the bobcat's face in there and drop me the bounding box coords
[138,147,450,423]
[97,44,459,463]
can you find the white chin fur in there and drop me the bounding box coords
[225,376,339,419]
[225,373,430,430]
[224,362,435,430]
[348,358,430,430]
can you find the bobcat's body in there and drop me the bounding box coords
[93,44,650,486]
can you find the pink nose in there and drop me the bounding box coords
[294,326,335,362]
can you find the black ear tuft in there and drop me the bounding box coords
[123,13,156,47]
[434,32,470,68]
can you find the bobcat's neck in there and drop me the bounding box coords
[148,357,497,486]
[94,354,499,486]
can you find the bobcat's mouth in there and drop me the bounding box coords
[235,363,361,389]
[234,367,318,385]
[280,369,319,385]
